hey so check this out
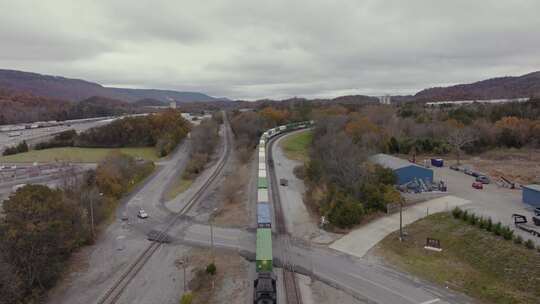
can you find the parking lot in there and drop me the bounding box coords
[433,165,539,244]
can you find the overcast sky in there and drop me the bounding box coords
[1,1,539,100]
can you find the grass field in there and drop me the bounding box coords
[280,130,312,162]
[375,212,540,304]
[164,177,193,201]
[0,147,159,163]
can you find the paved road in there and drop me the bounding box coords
[45,115,236,304]
[173,222,472,304]
[0,118,115,152]
[46,136,193,304]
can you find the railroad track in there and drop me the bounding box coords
[267,132,303,304]
[97,112,232,304]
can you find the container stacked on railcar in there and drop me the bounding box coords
[253,121,313,304]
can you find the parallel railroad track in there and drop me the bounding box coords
[97,112,232,304]
[267,132,303,304]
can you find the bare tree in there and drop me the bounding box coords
[447,127,478,165]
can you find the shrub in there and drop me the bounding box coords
[452,207,462,219]
[468,213,478,225]
[2,140,29,156]
[327,194,365,228]
[293,165,306,180]
[524,239,535,249]
[501,226,514,240]
[180,292,193,304]
[493,222,503,236]
[461,210,469,221]
[513,235,523,244]
[485,218,493,232]
[478,217,486,229]
[206,263,217,276]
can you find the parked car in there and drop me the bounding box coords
[463,167,474,175]
[534,207,540,216]
[137,208,149,219]
[280,178,288,186]
[449,165,460,171]
[475,175,490,184]
[472,182,483,189]
[121,212,129,221]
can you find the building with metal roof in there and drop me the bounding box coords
[369,153,434,185]
[522,184,540,208]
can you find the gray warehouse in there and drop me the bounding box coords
[370,153,434,185]
[522,185,540,208]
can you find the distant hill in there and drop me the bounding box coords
[329,95,379,104]
[415,71,540,101]
[68,96,138,119]
[133,98,166,107]
[0,69,224,103]
[0,88,71,124]
[0,89,142,124]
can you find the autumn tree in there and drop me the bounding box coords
[446,120,478,165]
[0,185,88,295]
[259,107,290,125]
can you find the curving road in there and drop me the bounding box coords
[47,113,233,304]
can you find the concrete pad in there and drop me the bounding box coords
[330,195,471,258]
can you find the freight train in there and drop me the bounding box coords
[253,120,313,304]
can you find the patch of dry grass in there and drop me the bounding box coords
[375,212,540,304]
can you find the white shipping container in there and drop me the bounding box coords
[258,189,269,202]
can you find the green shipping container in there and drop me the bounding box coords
[256,228,273,272]
[258,176,268,189]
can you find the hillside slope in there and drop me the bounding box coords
[0,69,222,103]
[415,71,540,101]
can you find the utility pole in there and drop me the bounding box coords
[179,257,188,292]
[210,207,218,264]
[90,195,95,240]
[399,199,403,242]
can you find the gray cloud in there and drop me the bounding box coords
[0,0,539,99]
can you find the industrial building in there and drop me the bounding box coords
[379,95,392,105]
[522,185,540,208]
[370,153,433,185]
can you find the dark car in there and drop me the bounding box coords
[449,165,460,171]
[280,178,288,186]
[534,207,540,217]
[475,175,490,184]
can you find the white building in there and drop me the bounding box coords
[426,97,530,107]
[169,101,177,109]
[379,95,392,105]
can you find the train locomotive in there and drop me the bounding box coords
[253,121,313,304]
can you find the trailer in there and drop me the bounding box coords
[256,228,273,272]
[512,214,540,237]
[257,203,271,228]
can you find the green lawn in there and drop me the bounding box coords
[280,130,312,162]
[375,212,540,304]
[0,147,159,163]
